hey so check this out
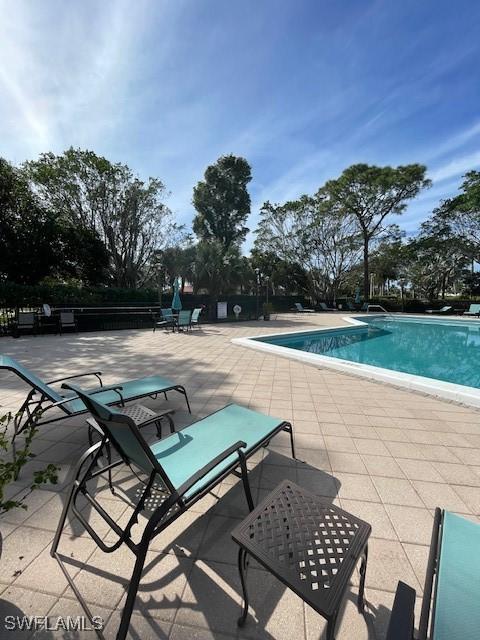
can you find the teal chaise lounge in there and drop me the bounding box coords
[0,355,191,437]
[426,305,453,315]
[386,508,480,639]
[51,384,296,640]
[294,302,315,313]
[463,303,480,317]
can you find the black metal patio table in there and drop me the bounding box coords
[231,480,371,639]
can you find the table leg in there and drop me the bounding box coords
[237,547,250,627]
[358,544,368,613]
[326,610,338,640]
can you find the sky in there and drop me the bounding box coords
[1,0,480,250]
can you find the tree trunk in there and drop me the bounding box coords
[363,236,369,299]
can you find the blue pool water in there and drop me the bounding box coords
[256,316,480,389]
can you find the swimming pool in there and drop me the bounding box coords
[233,316,480,406]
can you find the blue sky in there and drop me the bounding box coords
[1,0,479,249]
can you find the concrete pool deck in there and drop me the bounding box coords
[0,312,479,639]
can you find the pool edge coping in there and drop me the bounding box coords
[231,314,480,409]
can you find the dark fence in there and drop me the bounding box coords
[0,284,310,337]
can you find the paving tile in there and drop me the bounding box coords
[329,452,368,475]
[432,462,480,487]
[353,439,390,456]
[323,435,357,453]
[175,560,245,635]
[304,586,372,639]
[0,525,53,584]
[396,459,444,483]
[412,481,471,512]
[0,586,58,639]
[384,442,425,460]
[105,611,171,639]
[371,477,423,508]
[401,543,430,590]
[360,455,405,479]
[340,499,397,541]
[448,447,480,466]
[384,505,434,545]
[451,485,480,514]
[15,534,97,596]
[169,624,231,640]
[333,473,379,502]
[366,539,421,593]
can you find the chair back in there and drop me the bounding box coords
[177,310,191,327]
[18,312,35,327]
[191,308,202,323]
[64,383,174,490]
[161,308,173,321]
[468,304,480,313]
[60,311,75,325]
[319,302,328,311]
[294,303,303,311]
[0,355,63,402]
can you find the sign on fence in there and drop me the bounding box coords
[217,302,228,319]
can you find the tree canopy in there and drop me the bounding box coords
[319,164,431,297]
[193,154,252,251]
[25,148,174,288]
[0,157,108,285]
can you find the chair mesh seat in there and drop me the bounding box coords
[232,480,371,616]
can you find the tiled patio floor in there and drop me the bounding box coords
[1,313,479,639]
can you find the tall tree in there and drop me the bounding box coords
[0,158,107,285]
[193,154,251,250]
[434,170,480,259]
[319,164,430,297]
[255,195,362,302]
[25,148,173,288]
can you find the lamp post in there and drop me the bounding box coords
[265,275,270,306]
[157,263,164,309]
[255,268,260,320]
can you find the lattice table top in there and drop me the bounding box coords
[232,480,371,616]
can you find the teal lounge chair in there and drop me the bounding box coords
[175,309,192,332]
[319,302,336,311]
[190,307,202,328]
[51,384,295,640]
[426,306,453,315]
[0,355,191,438]
[294,302,315,313]
[387,509,480,640]
[153,308,175,332]
[463,303,480,317]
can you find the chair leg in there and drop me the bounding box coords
[238,450,254,511]
[116,536,150,640]
[51,443,101,556]
[286,423,296,459]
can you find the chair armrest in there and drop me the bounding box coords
[386,581,416,640]
[47,371,103,386]
[175,440,247,500]
[61,382,125,405]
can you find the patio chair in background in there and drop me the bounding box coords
[175,309,192,332]
[463,303,480,317]
[425,305,453,315]
[13,311,37,337]
[59,311,77,334]
[386,508,480,640]
[319,302,337,311]
[190,307,202,329]
[51,384,296,640]
[294,302,315,313]
[0,355,191,438]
